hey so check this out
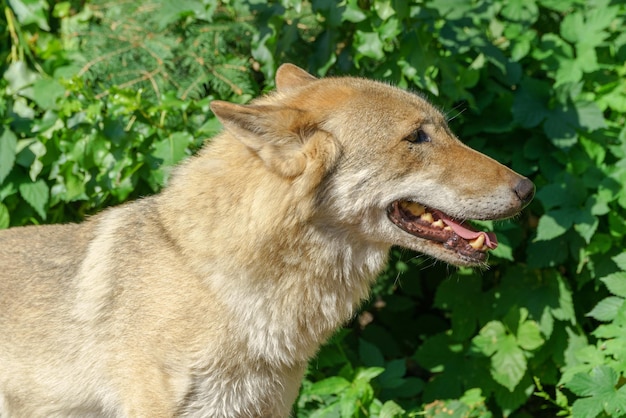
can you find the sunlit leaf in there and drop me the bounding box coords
[491,335,527,392]
[517,321,544,351]
[567,366,626,417]
[535,209,577,241]
[308,376,350,396]
[0,203,9,229]
[0,129,18,184]
[18,179,49,219]
[587,297,625,322]
[8,0,50,30]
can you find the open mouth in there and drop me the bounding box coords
[387,200,498,263]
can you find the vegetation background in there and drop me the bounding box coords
[1,0,625,416]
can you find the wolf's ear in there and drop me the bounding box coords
[210,101,338,179]
[210,101,302,144]
[275,64,317,92]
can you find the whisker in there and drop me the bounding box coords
[393,271,402,287]
[446,103,467,123]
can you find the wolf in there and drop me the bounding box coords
[0,64,534,417]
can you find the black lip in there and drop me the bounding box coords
[387,201,488,263]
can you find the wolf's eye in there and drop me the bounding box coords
[405,129,430,144]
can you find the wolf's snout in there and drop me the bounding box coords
[514,178,535,206]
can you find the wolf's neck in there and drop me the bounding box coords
[220,231,389,366]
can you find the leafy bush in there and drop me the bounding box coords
[2,0,626,416]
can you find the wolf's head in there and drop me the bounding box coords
[210,64,534,267]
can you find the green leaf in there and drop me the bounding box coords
[61,167,87,202]
[586,296,625,322]
[543,101,606,148]
[560,11,584,44]
[8,0,50,31]
[554,58,583,87]
[308,376,350,396]
[354,31,385,61]
[429,0,476,20]
[28,79,66,110]
[512,78,550,128]
[339,389,361,417]
[53,1,71,18]
[540,0,578,12]
[359,338,384,367]
[534,209,577,241]
[311,0,343,27]
[309,403,340,418]
[491,335,527,392]
[17,139,47,182]
[567,366,626,417]
[472,321,506,357]
[0,203,9,229]
[3,61,38,94]
[547,271,576,324]
[560,7,617,48]
[536,182,578,211]
[571,397,604,418]
[493,375,534,415]
[460,387,486,406]
[575,43,599,73]
[379,400,406,418]
[151,0,206,30]
[490,233,513,261]
[385,377,424,398]
[573,208,598,244]
[575,101,606,132]
[435,274,484,340]
[373,0,395,20]
[377,359,406,389]
[417,333,461,374]
[18,179,49,219]
[355,367,385,383]
[342,0,367,23]
[606,386,626,416]
[424,399,471,417]
[152,132,193,167]
[601,272,626,298]
[0,129,18,184]
[612,253,626,271]
[501,0,538,23]
[517,321,544,351]
[543,105,578,148]
[527,234,568,268]
[585,7,619,34]
[197,116,223,138]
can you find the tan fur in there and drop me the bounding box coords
[0,65,533,417]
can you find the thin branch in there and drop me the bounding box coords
[95,67,162,99]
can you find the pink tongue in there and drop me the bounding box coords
[432,210,498,249]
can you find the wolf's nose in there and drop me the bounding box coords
[514,178,535,206]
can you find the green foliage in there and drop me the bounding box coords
[0,0,250,225]
[69,0,257,101]
[566,366,626,418]
[2,0,626,416]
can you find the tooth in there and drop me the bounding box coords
[444,226,452,232]
[469,234,485,250]
[432,219,444,228]
[420,212,434,223]
[404,201,425,216]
